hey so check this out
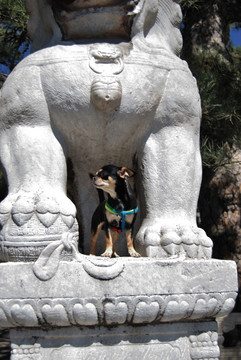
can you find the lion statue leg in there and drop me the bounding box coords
[136,69,213,259]
[0,69,78,262]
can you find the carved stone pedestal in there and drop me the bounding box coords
[10,322,220,360]
[0,258,237,360]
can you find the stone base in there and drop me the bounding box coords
[0,258,238,359]
[10,322,220,360]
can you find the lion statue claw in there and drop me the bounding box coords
[0,0,212,261]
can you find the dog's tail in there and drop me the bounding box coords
[89,173,105,203]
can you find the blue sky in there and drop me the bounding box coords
[230,27,241,47]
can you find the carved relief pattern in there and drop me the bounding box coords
[89,44,124,111]
[0,211,78,262]
[189,332,220,360]
[0,292,236,329]
[11,344,41,360]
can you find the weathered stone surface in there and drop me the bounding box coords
[0,259,237,329]
[9,322,220,360]
[0,0,212,260]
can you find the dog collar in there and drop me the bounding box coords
[105,202,138,232]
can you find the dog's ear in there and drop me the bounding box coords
[118,167,135,179]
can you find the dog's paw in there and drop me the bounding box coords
[128,248,141,257]
[101,249,113,257]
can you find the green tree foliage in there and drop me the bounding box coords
[180,0,241,170]
[0,0,29,71]
[180,0,205,12]
[192,47,241,169]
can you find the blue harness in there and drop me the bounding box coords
[105,202,138,232]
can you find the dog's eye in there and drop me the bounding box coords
[98,171,108,180]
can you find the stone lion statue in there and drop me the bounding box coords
[0,0,212,262]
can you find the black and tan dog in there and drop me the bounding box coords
[90,164,141,258]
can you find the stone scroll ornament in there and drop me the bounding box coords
[0,0,213,278]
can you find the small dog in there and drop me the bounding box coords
[90,164,141,258]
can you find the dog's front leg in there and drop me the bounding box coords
[126,229,141,257]
[111,230,120,258]
[90,223,104,256]
[101,228,114,257]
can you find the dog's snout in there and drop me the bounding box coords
[92,176,101,185]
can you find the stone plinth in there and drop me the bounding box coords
[10,322,220,360]
[0,258,237,359]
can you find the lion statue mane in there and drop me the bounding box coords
[0,0,212,264]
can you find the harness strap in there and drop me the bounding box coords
[112,227,122,233]
[105,202,138,232]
